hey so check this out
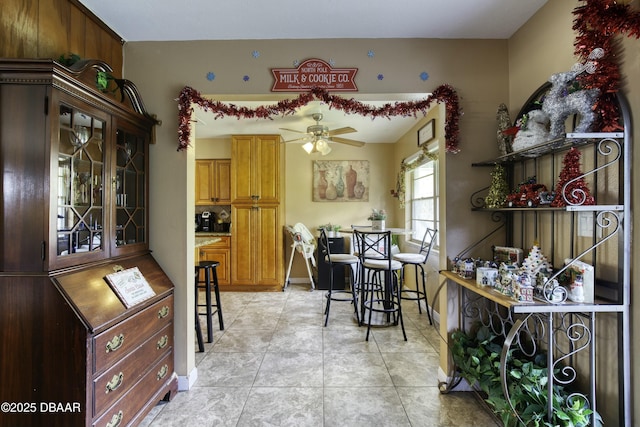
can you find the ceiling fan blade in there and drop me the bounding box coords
[282,136,308,143]
[328,126,356,136]
[330,136,365,147]
[279,127,307,134]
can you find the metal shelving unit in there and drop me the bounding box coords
[442,93,631,426]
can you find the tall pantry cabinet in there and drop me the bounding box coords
[230,135,284,290]
[0,59,177,427]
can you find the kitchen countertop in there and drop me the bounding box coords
[195,231,231,237]
[195,236,222,248]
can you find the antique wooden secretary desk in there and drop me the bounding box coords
[0,59,177,427]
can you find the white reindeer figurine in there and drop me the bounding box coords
[542,48,604,138]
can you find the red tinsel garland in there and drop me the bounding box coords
[177,85,461,152]
[573,0,640,131]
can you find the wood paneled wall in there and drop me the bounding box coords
[0,0,123,77]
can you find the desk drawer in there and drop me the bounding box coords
[93,323,173,417]
[93,352,174,427]
[94,295,173,374]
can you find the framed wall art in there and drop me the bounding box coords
[313,160,369,202]
[418,119,435,147]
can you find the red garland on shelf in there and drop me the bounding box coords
[572,0,640,131]
[177,85,461,153]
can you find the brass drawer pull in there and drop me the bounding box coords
[156,364,168,381]
[105,372,124,394]
[106,410,123,427]
[157,335,169,350]
[158,306,170,319]
[105,334,124,353]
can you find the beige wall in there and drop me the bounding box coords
[123,37,508,387]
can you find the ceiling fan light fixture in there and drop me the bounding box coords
[316,138,332,155]
[302,141,315,154]
[301,138,332,155]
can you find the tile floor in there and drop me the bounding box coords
[140,283,500,427]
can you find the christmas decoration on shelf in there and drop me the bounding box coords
[496,103,512,155]
[572,0,640,132]
[511,109,550,152]
[506,177,554,208]
[551,147,595,207]
[484,164,509,208]
[520,241,553,282]
[541,49,602,138]
[176,85,461,152]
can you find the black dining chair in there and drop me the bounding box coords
[393,228,437,325]
[319,228,360,326]
[354,229,406,341]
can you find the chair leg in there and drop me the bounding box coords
[395,272,407,341]
[349,266,360,326]
[324,291,331,327]
[413,264,423,314]
[324,269,333,327]
[211,265,224,330]
[204,267,214,343]
[418,264,433,325]
[365,281,374,341]
[195,279,204,352]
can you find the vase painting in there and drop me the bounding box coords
[317,169,328,199]
[346,165,357,198]
[335,166,345,198]
[313,160,369,202]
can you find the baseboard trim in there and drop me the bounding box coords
[178,367,198,391]
[287,277,313,284]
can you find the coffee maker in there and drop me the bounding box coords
[196,211,214,232]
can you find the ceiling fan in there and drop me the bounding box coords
[280,113,365,155]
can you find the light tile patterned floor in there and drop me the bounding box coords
[140,283,500,427]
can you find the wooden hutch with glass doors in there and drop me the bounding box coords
[0,59,178,427]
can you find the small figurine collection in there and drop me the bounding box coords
[450,242,593,304]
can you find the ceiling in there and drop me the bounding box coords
[78,0,547,42]
[78,0,548,144]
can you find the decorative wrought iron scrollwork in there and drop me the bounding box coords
[552,313,592,386]
[470,186,489,208]
[562,137,621,206]
[541,209,620,303]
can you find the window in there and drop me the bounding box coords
[406,147,439,249]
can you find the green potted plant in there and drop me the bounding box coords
[449,324,601,427]
[368,209,387,230]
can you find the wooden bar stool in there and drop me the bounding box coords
[195,260,224,346]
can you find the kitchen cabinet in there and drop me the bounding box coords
[231,204,282,288]
[195,159,231,205]
[231,135,280,204]
[0,59,177,426]
[197,236,231,286]
[230,135,283,290]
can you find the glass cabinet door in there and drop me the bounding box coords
[114,124,147,250]
[56,104,106,260]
